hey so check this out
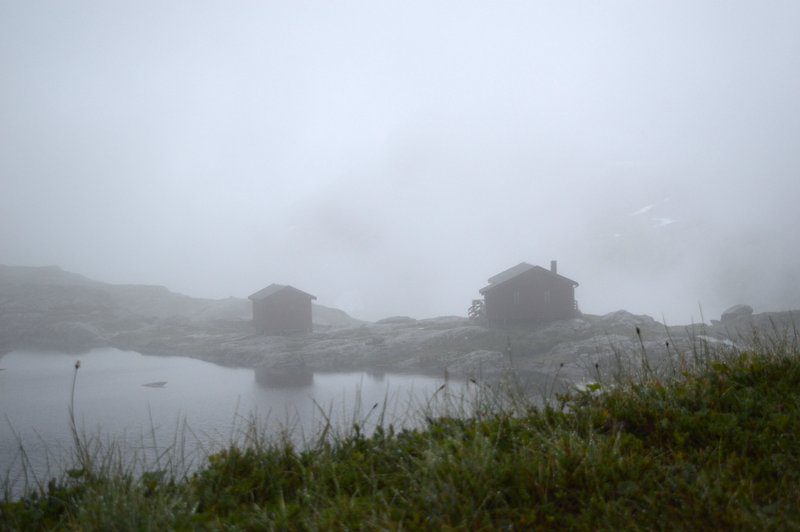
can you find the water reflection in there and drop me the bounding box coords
[0,348,469,497]
[254,364,314,388]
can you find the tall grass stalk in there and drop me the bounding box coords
[67,360,89,476]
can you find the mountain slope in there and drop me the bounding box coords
[0,265,363,352]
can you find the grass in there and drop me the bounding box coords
[3,330,800,529]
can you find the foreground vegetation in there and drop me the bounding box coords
[3,333,800,530]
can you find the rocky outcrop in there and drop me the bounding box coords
[721,304,754,322]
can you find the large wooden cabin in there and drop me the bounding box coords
[479,261,578,325]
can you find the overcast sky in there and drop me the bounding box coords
[1,1,799,322]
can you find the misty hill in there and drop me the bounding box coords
[0,265,362,352]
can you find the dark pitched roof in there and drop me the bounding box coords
[487,262,536,285]
[248,284,317,301]
[480,262,578,294]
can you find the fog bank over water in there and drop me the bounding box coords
[1,1,799,322]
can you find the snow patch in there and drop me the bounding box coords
[651,217,676,227]
[629,204,653,216]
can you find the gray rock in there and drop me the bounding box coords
[44,321,104,350]
[443,350,507,375]
[721,304,753,322]
[376,316,417,325]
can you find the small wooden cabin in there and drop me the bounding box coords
[248,284,316,335]
[479,261,578,325]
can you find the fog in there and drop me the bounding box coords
[1,1,799,323]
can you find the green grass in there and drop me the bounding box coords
[3,334,800,530]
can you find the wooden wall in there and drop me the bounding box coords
[253,291,313,334]
[484,269,575,324]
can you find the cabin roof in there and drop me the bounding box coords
[487,262,536,284]
[248,284,317,301]
[480,262,578,294]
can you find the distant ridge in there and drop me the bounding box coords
[0,264,365,341]
[0,264,99,287]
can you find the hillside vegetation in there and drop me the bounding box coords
[3,333,799,529]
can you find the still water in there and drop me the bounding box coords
[0,348,469,494]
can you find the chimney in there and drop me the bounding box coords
[550,260,558,274]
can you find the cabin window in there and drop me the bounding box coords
[513,289,520,305]
[544,289,551,304]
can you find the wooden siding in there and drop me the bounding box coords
[483,268,575,324]
[252,290,313,334]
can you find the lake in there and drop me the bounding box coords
[0,348,471,497]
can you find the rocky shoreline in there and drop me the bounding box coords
[1,265,797,385]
